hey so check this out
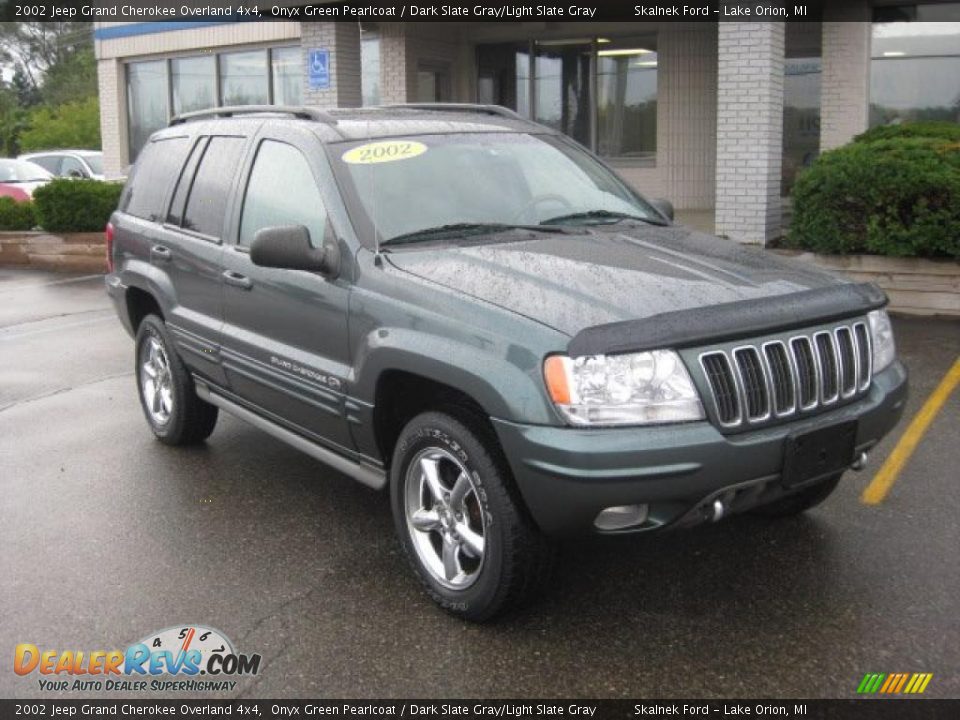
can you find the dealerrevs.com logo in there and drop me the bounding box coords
[14,625,261,693]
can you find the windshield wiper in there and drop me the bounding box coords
[382,222,568,247]
[540,209,666,227]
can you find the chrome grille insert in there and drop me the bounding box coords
[700,352,741,427]
[699,320,872,430]
[814,332,840,404]
[763,341,796,416]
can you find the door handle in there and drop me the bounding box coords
[222,270,253,290]
[150,245,172,262]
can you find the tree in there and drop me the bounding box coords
[0,85,27,155]
[39,43,96,106]
[18,96,101,152]
[0,22,92,97]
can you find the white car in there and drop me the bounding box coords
[18,150,104,180]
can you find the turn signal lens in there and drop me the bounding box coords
[543,355,572,405]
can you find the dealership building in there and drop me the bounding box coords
[94,2,960,244]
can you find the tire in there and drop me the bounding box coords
[390,410,555,621]
[135,314,218,446]
[751,472,843,518]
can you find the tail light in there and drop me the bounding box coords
[105,222,115,273]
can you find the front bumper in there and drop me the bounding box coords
[492,361,908,536]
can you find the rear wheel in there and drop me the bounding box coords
[390,410,554,621]
[752,472,843,517]
[135,315,218,445]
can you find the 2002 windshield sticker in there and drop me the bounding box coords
[13,625,261,692]
[342,140,428,164]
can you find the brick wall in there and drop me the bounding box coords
[821,2,871,151]
[96,58,127,178]
[715,22,785,245]
[301,22,362,107]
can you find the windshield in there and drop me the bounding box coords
[0,160,53,183]
[84,153,104,175]
[332,133,661,245]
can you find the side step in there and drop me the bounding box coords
[194,382,386,491]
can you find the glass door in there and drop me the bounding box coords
[534,41,592,148]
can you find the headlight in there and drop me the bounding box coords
[543,350,705,426]
[867,309,896,372]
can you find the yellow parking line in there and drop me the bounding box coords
[862,357,960,505]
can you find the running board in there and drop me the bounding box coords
[195,382,386,491]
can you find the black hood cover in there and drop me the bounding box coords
[385,224,885,350]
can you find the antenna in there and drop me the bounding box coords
[368,117,382,265]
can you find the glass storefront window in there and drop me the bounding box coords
[171,55,216,116]
[220,50,269,106]
[782,58,821,195]
[271,47,302,106]
[477,38,657,160]
[870,6,960,126]
[361,33,381,106]
[597,38,658,159]
[127,60,168,162]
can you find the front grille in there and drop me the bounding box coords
[699,320,871,430]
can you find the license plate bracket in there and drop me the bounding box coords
[782,420,857,487]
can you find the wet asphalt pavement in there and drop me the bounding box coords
[1,268,957,699]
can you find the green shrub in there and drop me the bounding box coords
[854,121,960,144]
[0,197,36,230]
[18,96,101,153]
[32,179,123,233]
[787,137,960,259]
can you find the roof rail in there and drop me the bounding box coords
[169,105,337,126]
[379,103,524,120]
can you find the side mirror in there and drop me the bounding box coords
[649,198,674,222]
[250,224,340,276]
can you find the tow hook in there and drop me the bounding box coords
[711,499,725,522]
[850,451,868,472]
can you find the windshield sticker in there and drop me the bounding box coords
[342,140,427,165]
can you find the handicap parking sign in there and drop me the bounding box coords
[308,49,330,90]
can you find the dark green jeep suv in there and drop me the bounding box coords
[106,104,907,620]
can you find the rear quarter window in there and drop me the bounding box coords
[121,137,192,222]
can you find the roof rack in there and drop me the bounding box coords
[378,103,524,120]
[169,105,337,126]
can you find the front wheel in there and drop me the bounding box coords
[390,411,554,621]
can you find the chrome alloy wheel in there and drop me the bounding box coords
[404,447,486,589]
[140,336,174,425]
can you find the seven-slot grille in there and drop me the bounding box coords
[698,321,872,429]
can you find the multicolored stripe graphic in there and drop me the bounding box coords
[857,673,933,694]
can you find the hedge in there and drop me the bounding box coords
[853,121,960,144]
[787,132,960,259]
[32,179,123,233]
[0,197,36,231]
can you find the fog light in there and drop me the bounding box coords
[594,504,649,531]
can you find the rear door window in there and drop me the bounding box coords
[181,136,246,240]
[166,138,208,227]
[122,137,192,222]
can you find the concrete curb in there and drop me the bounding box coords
[772,249,960,317]
[0,231,106,273]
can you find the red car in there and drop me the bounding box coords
[0,159,53,202]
